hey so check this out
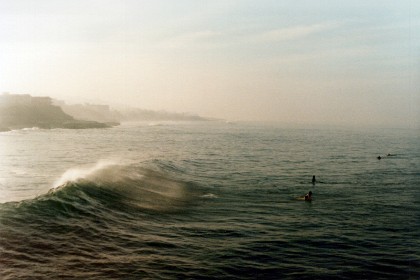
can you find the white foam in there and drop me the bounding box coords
[201,193,218,199]
[22,127,40,131]
[52,160,120,189]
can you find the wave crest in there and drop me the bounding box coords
[43,160,194,214]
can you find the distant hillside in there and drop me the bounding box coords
[0,104,73,128]
[0,94,113,130]
[115,108,209,122]
[59,103,121,124]
[57,102,209,123]
[0,93,210,131]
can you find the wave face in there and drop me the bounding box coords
[1,124,419,279]
[0,161,205,279]
[50,161,195,213]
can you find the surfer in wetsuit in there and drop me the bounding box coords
[312,175,316,184]
[304,191,312,201]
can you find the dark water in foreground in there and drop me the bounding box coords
[0,122,419,279]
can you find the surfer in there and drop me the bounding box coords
[304,191,312,201]
[312,175,316,184]
[377,156,381,160]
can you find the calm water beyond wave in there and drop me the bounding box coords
[0,122,419,279]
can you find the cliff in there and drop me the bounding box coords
[0,104,73,128]
[0,93,210,130]
[0,100,112,130]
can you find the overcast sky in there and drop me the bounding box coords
[0,0,419,127]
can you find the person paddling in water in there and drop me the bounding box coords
[304,191,313,201]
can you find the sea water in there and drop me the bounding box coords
[0,122,419,279]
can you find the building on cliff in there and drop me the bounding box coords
[0,93,52,107]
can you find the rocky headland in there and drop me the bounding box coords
[0,93,211,131]
[0,94,114,130]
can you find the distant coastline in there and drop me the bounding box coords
[0,93,211,131]
[0,93,114,130]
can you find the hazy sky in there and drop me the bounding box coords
[0,0,419,127]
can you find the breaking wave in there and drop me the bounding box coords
[0,160,210,279]
[8,160,200,217]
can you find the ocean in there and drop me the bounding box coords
[0,122,419,279]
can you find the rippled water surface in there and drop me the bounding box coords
[0,122,419,279]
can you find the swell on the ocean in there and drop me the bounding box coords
[1,124,419,279]
[14,160,197,215]
[0,160,205,279]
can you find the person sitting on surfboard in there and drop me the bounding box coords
[304,191,312,201]
[312,175,316,184]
